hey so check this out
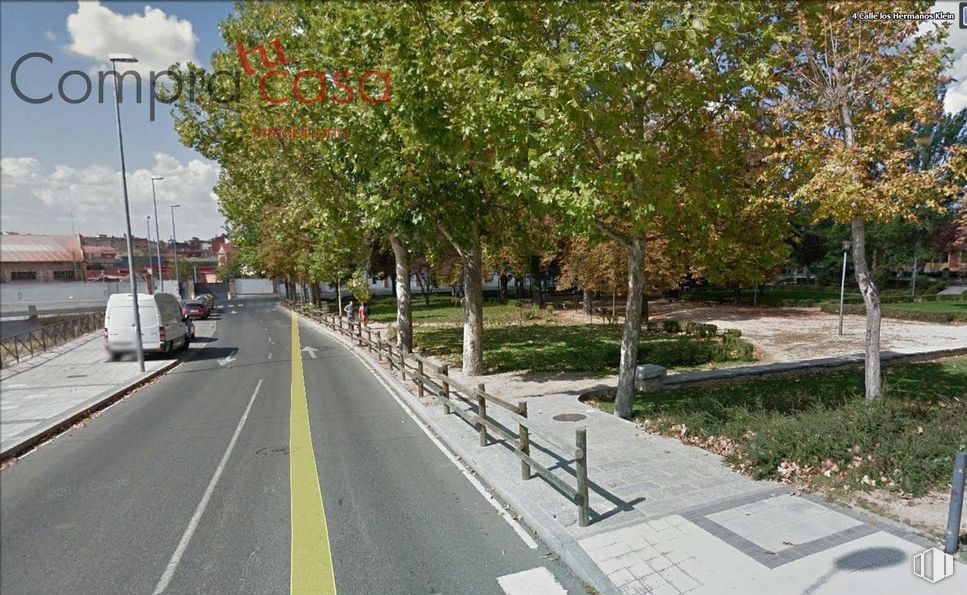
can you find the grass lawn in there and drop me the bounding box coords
[366,294,553,325]
[887,301,967,314]
[821,299,967,323]
[683,286,861,306]
[591,356,967,496]
[413,324,755,374]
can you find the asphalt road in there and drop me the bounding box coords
[0,297,586,594]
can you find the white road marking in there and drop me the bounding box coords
[301,346,318,359]
[268,352,273,360]
[497,567,566,594]
[316,319,538,549]
[217,355,237,367]
[152,379,263,594]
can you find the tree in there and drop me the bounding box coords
[769,1,961,399]
[507,2,774,417]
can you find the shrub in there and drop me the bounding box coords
[722,328,742,339]
[663,319,683,333]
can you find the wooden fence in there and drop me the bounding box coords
[288,302,591,526]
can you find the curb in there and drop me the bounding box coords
[0,359,180,462]
[291,308,620,595]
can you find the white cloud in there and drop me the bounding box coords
[0,153,224,239]
[65,1,199,75]
[927,1,967,112]
[44,30,57,42]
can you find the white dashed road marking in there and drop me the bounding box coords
[497,567,567,594]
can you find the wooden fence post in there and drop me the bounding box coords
[387,342,395,371]
[576,427,589,527]
[399,349,406,380]
[417,360,425,398]
[376,332,383,361]
[477,383,487,446]
[518,401,530,480]
[441,364,451,414]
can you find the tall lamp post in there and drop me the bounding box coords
[150,176,165,292]
[170,204,181,299]
[838,240,852,336]
[110,54,144,371]
[145,215,153,294]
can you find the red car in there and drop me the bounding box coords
[182,301,208,320]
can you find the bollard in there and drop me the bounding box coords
[477,383,487,446]
[576,427,589,527]
[417,360,425,398]
[945,451,966,554]
[441,364,451,415]
[518,401,530,480]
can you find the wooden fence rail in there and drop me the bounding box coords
[286,301,591,526]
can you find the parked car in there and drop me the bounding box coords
[196,293,215,314]
[182,301,208,320]
[104,293,188,360]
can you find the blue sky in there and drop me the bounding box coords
[2,1,966,242]
[1,1,235,239]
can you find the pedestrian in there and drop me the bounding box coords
[344,299,355,324]
[359,301,369,326]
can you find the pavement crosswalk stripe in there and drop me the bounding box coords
[289,311,337,595]
[497,567,567,594]
[152,379,264,594]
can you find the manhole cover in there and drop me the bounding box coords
[256,446,290,456]
[553,413,586,422]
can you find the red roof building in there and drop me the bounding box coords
[0,234,86,283]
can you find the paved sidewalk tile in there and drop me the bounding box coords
[0,322,214,455]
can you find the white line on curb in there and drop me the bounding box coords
[152,379,264,594]
[300,315,539,550]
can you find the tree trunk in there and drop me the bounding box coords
[499,274,509,301]
[614,236,646,418]
[583,288,592,314]
[841,103,881,400]
[389,234,413,353]
[460,225,485,376]
[851,218,882,399]
[532,278,544,308]
[336,278,343,318]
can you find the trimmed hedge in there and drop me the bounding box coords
[819,301,967,324]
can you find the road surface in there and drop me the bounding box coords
[0,298,585,594]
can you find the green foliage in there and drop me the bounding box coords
[593,357,967,496]
[346,270,372,303]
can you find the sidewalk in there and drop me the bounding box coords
[0,321,213,459]
[302,311,966,594]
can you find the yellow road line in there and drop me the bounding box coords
[290,311,337,595]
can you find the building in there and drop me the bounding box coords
[0,233,86,283]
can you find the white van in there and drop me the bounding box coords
[104,293,188,360]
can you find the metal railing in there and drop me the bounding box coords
[0,312,104,368]
[288,302,591,526]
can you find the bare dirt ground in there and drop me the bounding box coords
[643,300,966,363]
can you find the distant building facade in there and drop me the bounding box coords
[0,234,86,283]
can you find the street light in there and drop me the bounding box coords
[838,240,852,336]
[109,54,145,372]
[150,176,165,292]
[146,215,153,293]
[170,204,181,299]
